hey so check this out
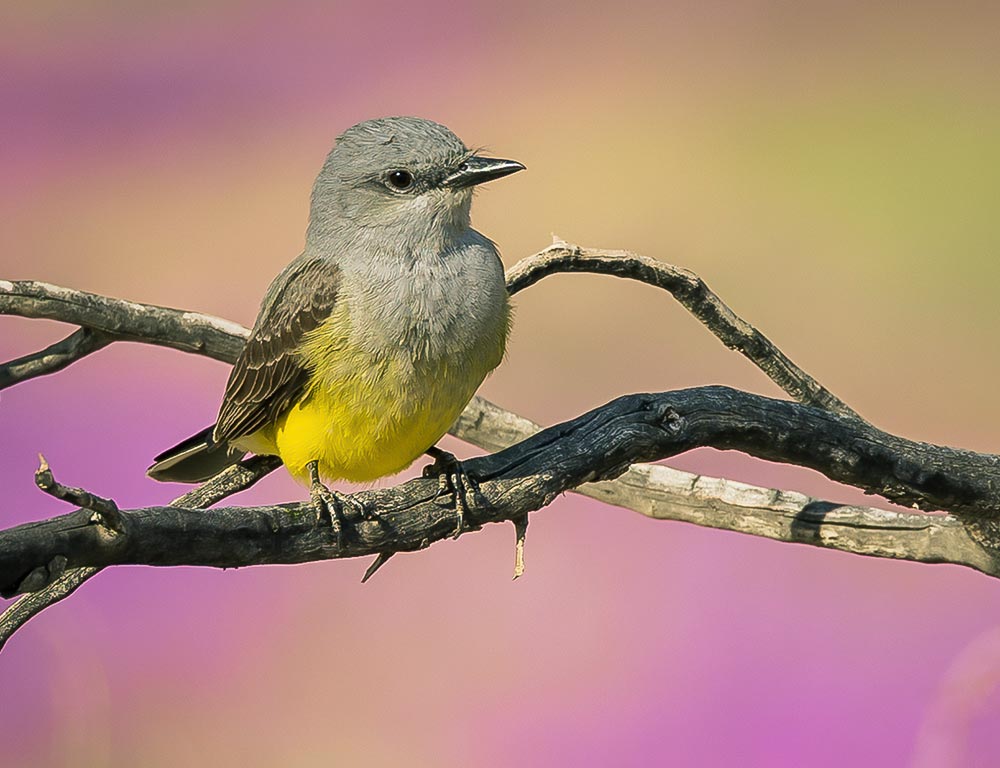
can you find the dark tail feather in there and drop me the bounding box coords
[147,426,248,483]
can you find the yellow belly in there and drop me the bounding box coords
[252,377,473,484]
[240,303,507,484]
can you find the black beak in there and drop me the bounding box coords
[441,155,525,189]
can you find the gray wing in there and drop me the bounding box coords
[213,255,340,444]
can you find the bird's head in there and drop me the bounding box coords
[306,116,524,247]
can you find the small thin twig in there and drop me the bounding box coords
[512,515,528,580]
[0,327,110,391]
[0,454,281,650]
[361,553,394,583]
[171,455,283,508]
[506,240,859,419]
[0,567,98,652]
[35,454,123,534]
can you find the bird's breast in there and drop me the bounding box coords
[273,244,510,482]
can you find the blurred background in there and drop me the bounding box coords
[3,1,1000,765]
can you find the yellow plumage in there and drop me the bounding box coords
[146,117,523,489]
[240,300,508,484]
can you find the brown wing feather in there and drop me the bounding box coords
[213,256,340,443]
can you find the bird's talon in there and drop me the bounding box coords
[423,447,477,539]
[432,473,451,506]
[308,460,348,547]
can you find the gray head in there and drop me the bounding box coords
[306,116,524,247]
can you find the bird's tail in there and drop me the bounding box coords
[146,426,248,483]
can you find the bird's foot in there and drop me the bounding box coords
[307,460,369,547]
[423,446,478,539]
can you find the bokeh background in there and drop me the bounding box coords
[3,1,1000,765]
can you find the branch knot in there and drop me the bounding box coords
[655,403,684,434]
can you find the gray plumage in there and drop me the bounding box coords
[149,117,523,484]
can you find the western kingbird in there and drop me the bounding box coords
[148,116,523,524]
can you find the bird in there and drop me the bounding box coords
[147,116,523,535]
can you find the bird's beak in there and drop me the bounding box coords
[441,156,526,189]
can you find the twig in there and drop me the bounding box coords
[0,567,98,652]
[171,455,283,508]
[361,553,394,583]
[0,328,110,391]
[512,515,528,580]
[506,240,858,418]
[35,454,124,533]
[0,454,280,650]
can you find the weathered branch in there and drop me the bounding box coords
[452,397,998,573]
[0,455,282,650]
[506,241,859,418]
[0,567,99,648]
[3,387,997,601]
[0,279,248,366]
[0,327,110,390]
[2,242,999,655]
[1,242,851,416]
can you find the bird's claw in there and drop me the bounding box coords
[423,447,477,539]
[307,460,371,547]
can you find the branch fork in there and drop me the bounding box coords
[35,454,124,535]
[2,241,999,654]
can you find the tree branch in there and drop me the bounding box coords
[506,241,859,418]
[0,567,99,650]
[0,279,247,365]
[2,242,852,415]
[2,387,998,601]
[451,395,998,575]
[0,455,282,650]
[3,242,998,654]
[0,327,110,390]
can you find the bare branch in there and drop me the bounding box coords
[2,242,998,653]
[0,454,281,650]
[0,567,99,651]
[2,387,999,605]
[506,241,859,418]
[450,396,996,574]
[170,454,283,508]
[3,243,851,417]
[0,327,110,390]
[0,279,247,371]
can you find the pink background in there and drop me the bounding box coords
[3,2,1000,765]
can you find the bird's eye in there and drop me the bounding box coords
[387,170,414,190]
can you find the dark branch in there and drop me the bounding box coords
[507,241,859,418]
[2,387,998,600]
[3,243,999,654]
[0,454,281,650]
[0,567,99,651]
[0,327,110,391]
[35,455,124,533]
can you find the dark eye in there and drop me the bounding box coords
[387,170,413,190]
